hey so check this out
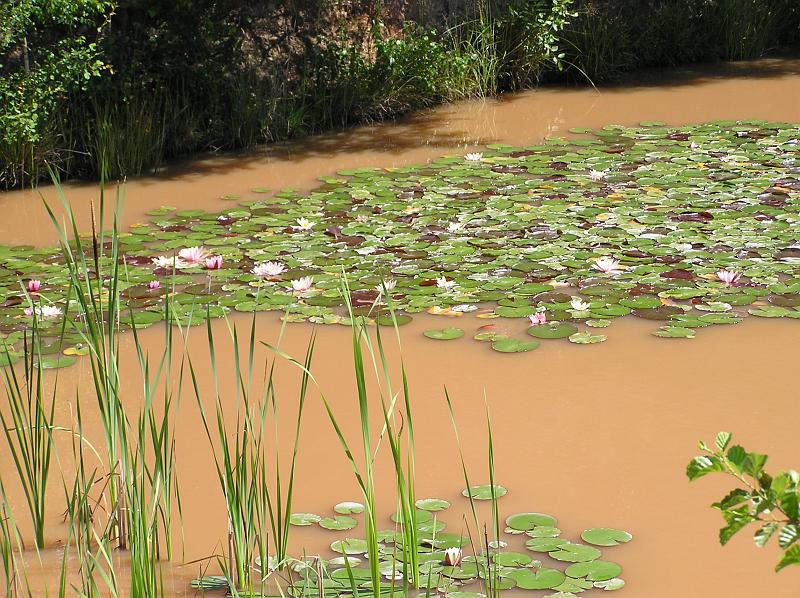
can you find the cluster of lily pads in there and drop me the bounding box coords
[193,487,632,597]
[2,119,800,364]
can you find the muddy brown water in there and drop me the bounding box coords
[2,58,800,596]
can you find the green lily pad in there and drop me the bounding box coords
[507,512,558,531]
[416,498,451,512]
[568,331,607,344]
[334,501,365,515]
[506,567,566,590]
[548,543,602,563]
[527,322,577,339]
[491,338,540,353]
[290,513,322,526]
[462,484,508,500]
[581,528,633,546]
[319,516,358,531]
[424,328,465,340]
[565,560,622,581]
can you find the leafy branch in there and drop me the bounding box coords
[687,432,800,572]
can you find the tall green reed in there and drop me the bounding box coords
[265,278,420,593]
[45,175,180,597]
[190,312,313,593]
[0,312,61,549]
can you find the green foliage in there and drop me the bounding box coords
[0,0,112,185]
[560,0,800,83]
[687,433,800,571]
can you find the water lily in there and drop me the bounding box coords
[716,269,741,286]
[593,256,624,274]
[443,547,463,567]
[148,280,161,290]
[291,276,313,293]
[24,305,63,319]
[570,297,590,311]
[464,152,483,161]
[205,255,223,270]
[447,222,464,233]
[589,170,607,181]
[252,261,286,277]
[27,280,41,292]
[436,276,456,290]
[375,279,397,294]
[528,312,547,326]
[178,246,209,264]
[152,255,191,269]
[293,217,314,231]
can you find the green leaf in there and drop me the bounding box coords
[754,522,779,548]
[715,432,732,451]
[719,506,755,545]
[778,524,800,549]
[776,545,800,572]
[686,455,725,480]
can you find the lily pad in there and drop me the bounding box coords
[581,528,633,546]
[424,328,465,340]
[462,484,508,500]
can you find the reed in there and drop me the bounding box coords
[190,312,313,593]
[0,312,61,549]
[0,478,28,597]
[45,176,180,597]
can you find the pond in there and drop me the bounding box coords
[1,58,799,597]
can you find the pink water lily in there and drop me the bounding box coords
[178,246,210,264]
[593,256,624,274]
[205,255,223,270]
[252,261,286,278]
[148,280,161,290]
[528,312,547,326]
[716,269,741,286]
[291,276,313,293]
[27,280,41,292]
[443,547,463,567]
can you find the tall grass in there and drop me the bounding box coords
[0,313,61,549]
[189,313,313,594]
[44,175,181,597]
[0,478,28,597]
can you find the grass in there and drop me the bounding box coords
[0,313,60,549]
[189,311,314,594]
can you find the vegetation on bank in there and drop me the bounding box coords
[1,0,799,188]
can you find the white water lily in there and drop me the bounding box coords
[436,276,456,290]
[447,222,464,233]
[355,247,377,255]
[152,255,192,269]
[464,152,483,161]
[252,261,286,277]
[443,547,463,566]
[375,279,397,294]
[291,276,313,293]
[570,297,591,311]
[24,304,63,319]
[452,304,478,313]
[589,169,607,181]
[593,256,624,274]
[293,217,315,231]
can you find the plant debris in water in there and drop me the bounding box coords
[4,120,800,366]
